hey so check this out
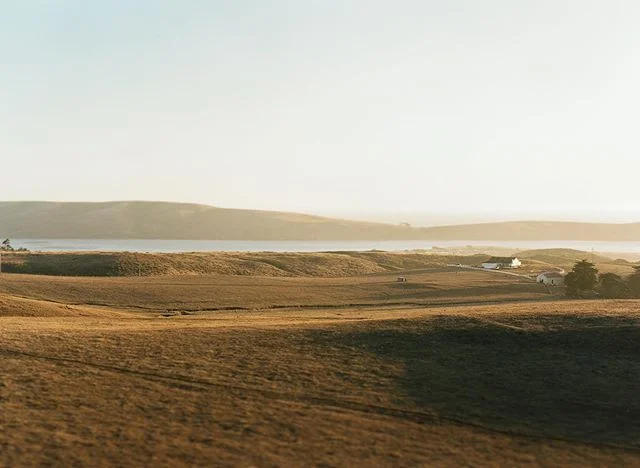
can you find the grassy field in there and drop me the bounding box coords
[0,250,488,277]
[2,248,636,277]
[0,268,550,312]
[1,267,639,466]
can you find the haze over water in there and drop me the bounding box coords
[13,239,640,255]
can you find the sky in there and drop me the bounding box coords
[2,1,639,222]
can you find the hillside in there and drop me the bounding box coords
[514,248,614,265]
[0,201,424,240]
[0,250,489,277]
[2,295,640,465]
[1,249,635,278]
[425,220,640,241]
[0,201,639,241]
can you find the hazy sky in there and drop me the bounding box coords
[2,1,639,219]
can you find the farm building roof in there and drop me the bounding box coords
[484,257,518,263]
[538,272,564,278]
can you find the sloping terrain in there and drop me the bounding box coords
[515,248,613,265]
[2,264,638,466]
[1,300,639,466]
[514,248,638,275]
[0,269,548,312]
[2,249,637,279]
[0,201,425,240]
[1,201,639,240]
[425,220,640,241]
[0,250,489,277]
[0,294,81,317]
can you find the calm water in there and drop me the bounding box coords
[9,239,640,254]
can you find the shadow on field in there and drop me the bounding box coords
[381,282,544,299]
[2,253,122,276]
[311,315,640,448]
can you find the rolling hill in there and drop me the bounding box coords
[425,220,640,241]
[0,201,422,240]
[0,201,639,241]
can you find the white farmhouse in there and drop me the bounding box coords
[536,271,565,286]
[481,257,522,270]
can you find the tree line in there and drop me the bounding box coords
[565,259,640,298]
[0,239,28,252]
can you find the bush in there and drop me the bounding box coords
[598,273,630,299]
[628,266,640,298]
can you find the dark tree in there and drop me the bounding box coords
[627,265,640,298]
[565,259,598,298]
[598,273,630,299]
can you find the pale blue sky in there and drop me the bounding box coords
[2,1,638,220]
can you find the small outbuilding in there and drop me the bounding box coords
[481,257,522,270]
[536,271,565,286]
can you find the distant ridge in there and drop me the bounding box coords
[424,220,640,241]
[0,201,423,241]
[0,201,638,241]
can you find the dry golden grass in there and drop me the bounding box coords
[2,249,636,288]
[0,250,490,277]
[1,269,639,466]
[0,268,549,313]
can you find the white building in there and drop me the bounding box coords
[536,272,565,286]
[481,257,522,270]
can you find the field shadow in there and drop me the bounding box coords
[310,314,640,448]
[2,253,121,276]
[360,282,547,302]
